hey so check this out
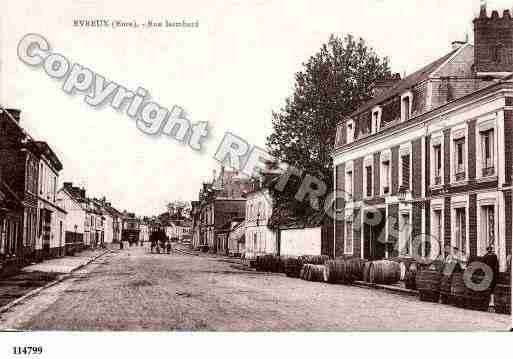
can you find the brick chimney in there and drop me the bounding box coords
[474,5,513,76]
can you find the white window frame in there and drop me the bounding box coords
[399,209,412,256]
[430,133,444,187]
[345,162,354,199]
[380,150,392,196]
[431,203,444,248]
[450,195,469,257]
[371,106,382,134]
[344,220,354,255]
[346,119,355,144]
[476,115,498,180]
[363,156,373,199]
[400,91,413,122]
[450,125,468,183]
[398,143,412,191]
[476,192,499,258]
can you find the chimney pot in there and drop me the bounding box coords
[503,9,511,19]
[491,10,500,19]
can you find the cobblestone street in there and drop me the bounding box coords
[0,246,510,331]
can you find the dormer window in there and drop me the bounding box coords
[401,92,413,122]
[371,107,382,134]
[346,119,355,144]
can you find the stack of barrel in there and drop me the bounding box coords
[416,262,444,302]
[362,260,401,284]
[494,271,511,315]
[284,255,329,278]
[300,264,326,282]
[323,257,366,284]
[255,254,283,273]
[443,259,493,311]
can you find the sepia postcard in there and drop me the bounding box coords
[0,0,512,358]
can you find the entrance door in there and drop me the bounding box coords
[364,209,387,260]
[42,210,51,258]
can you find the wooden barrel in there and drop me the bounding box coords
[464,278,491,311]
[451,272,466,308]
[362,261,373,283]
[417,269,442,302]
[404,262,418,290]
[369,260,401,284]
[298,255,329,266]
[347,258,366,281]
[284,257,301,278]
[439,274,453,304]
[495,272,511,315]
[324,260,354,284]
[301,264,325,282]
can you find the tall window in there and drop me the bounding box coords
[433,210,442,244]
[345,221,353,254]
[433,145,442,184]
[402,96,411,121]
[382,160,390,194]
[481,129,495,176]
[347,121,354,144]
[400,214,411,255]
[401,154,410,189]
[365,165,372,197]
[346,170,353,196]
[482,205,495,250]
[454,138,465,181]
[372,109,381,133]
[455,208,466,254]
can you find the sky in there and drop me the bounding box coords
[1,0,512,216]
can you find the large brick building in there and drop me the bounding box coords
[0,109,41,262]
[332,7,513,271]
[194,166,249,252]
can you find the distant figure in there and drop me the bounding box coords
[119,240,124,250]
[166,240,172,254]
[482,245,499,294]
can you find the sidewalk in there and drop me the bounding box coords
[0,249,108,310]
[22,249,106,274]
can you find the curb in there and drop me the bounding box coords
[0,250,111,315]
[353,280,419,297]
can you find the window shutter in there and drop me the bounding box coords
[366,166,372,197]
[402,155,410,187]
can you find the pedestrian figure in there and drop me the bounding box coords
[482,245,499,308]
[166,240,172,254]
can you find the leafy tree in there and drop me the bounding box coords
[266,34,391,220]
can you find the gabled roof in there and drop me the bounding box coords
[351,47,460,117]
[34,141,63,171]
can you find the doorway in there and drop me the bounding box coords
[363,208,387,260]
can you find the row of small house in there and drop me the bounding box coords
[0,108,138,274]
[189,166,333,260]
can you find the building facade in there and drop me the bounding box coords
[57,183,87,254]
[245,187,277,260]
[0,109,41,262]
[0,177,24,272]
[34,141,66,259]
[332,9,513,271]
